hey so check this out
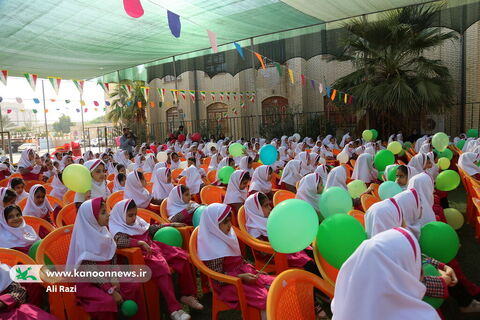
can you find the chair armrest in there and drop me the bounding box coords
[116,248,145,265]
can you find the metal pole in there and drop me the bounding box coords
[41,80,50,152]
[172,56,180,130]
[7,132,12,163]
[80,92,86,150]
[250,37,259,137]
[0,101,4,154]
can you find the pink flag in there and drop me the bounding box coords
[123,0,144,18]
[207,30,218,53]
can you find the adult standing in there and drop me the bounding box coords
[119,128,136,154]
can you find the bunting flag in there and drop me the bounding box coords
[137,101,142,108]
[318,83,323,94]
[348,95,353,104]
[149,101,155,108]
[24,73,38,91]
[6,109,12,114]
[288,69,294,84]
[93,101,99,106]
[344,93,348,103]
[76,108,80,113]
[210,92,216,101]
[233,93,237,101]
[84,108,88,112]
[326,87,332,98]
[189,90,195,102]
[0,70,7,86]
[179,90,186,100]
[121,84,132,96]
[157,88,165,102]
[200,91,206,101]
[301,74,306,86]
[274,63,282,77]
[232,107,238,116]
[80,100,86,106]
[33,98,40,104]
[50,99,56,102]
[65,99,71,103]
[240,101,246,109]
[234,42,244,59]
[250,92,255,103]
[207,30,218,53]
[170,89,177,103]
[140,86,150,101]
[98,82,110,94]
[44,109,49,113]
[72,80,84,95]
[240,93,244,101]
[48,77,62,95]
[226,92,230,101]
[331,89,337,101]
[16,97,23,103]
[127,101,133,107]
[219,92,224,101]
[105,101,111,106]
[254,52,266,70]
[32,109,38,114]
[167,10,181,38]
[310,79,315,89]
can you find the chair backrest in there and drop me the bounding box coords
[63,190,76,205]
[347,209,365,227]
[199,164,209,173]
[272,190,295,207]
[23,216,55,236]
[143,172,152,182]
[18,194,63,211]
[349,159,356,168]
[266,269,334,320]
[202,157,211,166]
[369,183,380,198]
[10,173,23,179]
[24,180,46,192]
[106,190,124,211]
[206,170,217,184]
[312,239,338,286]
[56,203,78,227]
[171,168,183,181]
[251,162,262,169]
[200,185,226,205]
[107,181,114,192]
[136,208,169,224]
[36,225,74,265]
[107,173,115,181]
[47,176,54,183]
[0,248,36,266]
[146,182,153,193]
[43,183,53,194]
[0,178,9,187]
[360,193,380,211]
[178,176,187,186]
[159,199,169,220]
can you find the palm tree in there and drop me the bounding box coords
[0,115,14,129]
[331,5,457,135]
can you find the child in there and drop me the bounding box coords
[10,178,28,204]
[17,149,44,181]
[133,154,145,171]
[393,188,421,238]
[364,198,403,238]
[296,151,312,176]
[66,198,145,320]
[60,155,73,171]
[249,165,273,197]
[0,161,11,181]
[224,170,251,213]
[407,173,437,226]
[458,152,480,180]
[42,159,57,182]
[142,154,156,173]
[74,160,111,203]
[351,153,378,184]
[295,173,323,215]
[124,170,160,209]
[395,165,417,190]
[22,185,53,227]
[408,153,431,175]
[215,157,235,184]
[198,203,274,316]
[315,164,330,186]
[180,158,205,198]
[325,166,347,190]
[169,152,181,170]
[109,199,203,320]
[332,228,439,320]
[1,188,17,207]
[82,150,94,162]
[166,186,199,225]
[50,174,68,203]
[152,168,173,203]
[208,153,222,172]
[279,160,302,192]
[239,156,254,177]
[0,205,39,253]
[114,173,126,192]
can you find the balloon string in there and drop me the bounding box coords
[258,252,276,273]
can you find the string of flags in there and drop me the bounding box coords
[0,95,110,114]
[157,89,256,104]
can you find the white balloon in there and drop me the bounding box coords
[293,133,301,141]
[156,151,168,162]
[337,151,349,164]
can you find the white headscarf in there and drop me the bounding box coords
[332,228,438,320]
[17,149,40,174]
[408,153,428,174]
[407,173,436,226]
[365,198,403,238]
[74,160,110,203]
[142,155,156,173]
[339,133,350,148]
[325,166,347,190]
[249,165,272,194]
[181,165,202,194]
[315,164,329,186]
[244,192,268,238]
[208,153,221,171]
[114,150,131,168]
[197,203,241,261]
[458,152,480,177]
[279,160,302,187]
[166,186,188,218]
[23,184,53,218]
[124,170,152,209]
[0,263,13,292]
[351,153,377,183]
[50,174,68,201]
[295,173,321,212]
[0,205,40,248]
[322,135,333,147]
[133,155,144,171]
[109,199,150,236]
[278,147,289,162]
[419,141,432,154]
[152,168,173,200]
[297,151,312,176]
[415,136,428,153]
[83,151,94,162]
[394,188,421,239]
[224,170,248,205]
[66,198,116,271]
[239,156,254,176]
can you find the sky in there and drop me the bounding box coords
[0,76,107,125]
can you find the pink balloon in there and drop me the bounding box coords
[123,0,144,18]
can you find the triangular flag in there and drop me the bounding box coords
[44,109,49,113]
[226,92,230,101]
[310,79,315,89]
[84,108,88,112]
[274,63,282,76]
[98,82,109,94]
[80,100,86,106]
[254,52,266,69]
[219,92,224,101]
[149,101,155,108]
[157,88,165,102]
[207,30,218,53]
[127,101,133,107]
[179,90,186,100]
[65,99,71,103]
[16,97,22,103]
[140,87,150,101]
[318,83,323,94]
[32,109,38,114]
[250,92,255,103]
[200,91,206,101]
[344,93,348,103]
[93,101,99,106]
[167,10,181,38]
[24,73,38,91]
[103,107,106,111]
[76,108,80,112]
[123,0,144,18]
[137,101,142,108]
[170,89,177,103]
[326,87,331,98]
[240,101,246,109]
[331,89,337,101]
[72,80,84,95]
[48,77,61,95]
[121,84,132,96]
[348,95,353,104]
[33,98,40,104]
[49,99,56,103]
[233,92,237,101]
[189,90,195,102]
[0,70,7,86]
[300,74,306,86]
[288,69,294,84]
[210,92,216,101]
[105,101,111,106]
[234,42,244,59]
[240,93,244,101]
[6,109,12,114]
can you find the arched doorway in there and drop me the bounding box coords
[206,102,229,138]
[262,96,289,126]
[166,107,184,135]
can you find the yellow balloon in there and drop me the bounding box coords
[387,141,402,155]
[437,157,450,170]
[62,164,92,193]
[444,208,464,230]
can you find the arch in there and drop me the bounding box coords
[206,102,230,138]
[166,107,184,134]
[262,96,289,126]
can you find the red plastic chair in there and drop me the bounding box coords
[200,185,226,205]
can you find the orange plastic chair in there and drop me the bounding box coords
[369,183,380,198]
[272,190,295,206]
[17,195,63,210]
[266,269,334,320]
[202,157,211,166]
[107,173,115,181]
[24,180,45,192]
[200,185,226,205]
[332,149,341,156]
[143,172,152,182]
[106,190,124,211]
[200,164,209,173]
[23,216,55,237]
[146,182,153,193]
[62,190,75,205]
[0,248,36,266]
[206,170,217,184]
[159,199,169,220]
[107,181,114,192]
[360,193,380,212]
[312,239,339,286]
[349,159,356,168]
[55,203,78,227]
[177,176,187,186]
[237,206,288,274]
[348,209,366,227]
[396,159,406,165]
[0,178,9,187]
[10,173,22,179]
[171,168,183,181]
[251,162,262,169]
[472,198,480,240]
[157,200,193,251]
[43,183,53,194]
[189,228,262,320]
[47,176,54,183]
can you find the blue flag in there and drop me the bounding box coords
[234,42,245,60]
[168,10,181,38]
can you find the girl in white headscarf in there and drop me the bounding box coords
[239,156,254,177]
[17,149,43,181]
[224,170,251,213]
[152,168,174,202]
[197,203,274,312]
[408,153,430,175]
[365,198,403,238]
[415,135,428,153]
[278,146,290,162]
[296,151,312,176]
[458,152,480,179]
[169,152,181,170]
[394,188,421,239]
[208,153,222,172]
[295,173,323,214]
[109,199,202,318]
[351,153,378,183]
[325,166,347,190]
[82,150,94,162]
[74,160,111,203]
[114,150,131,168]
[279,160,302,192]
[249,165,273,197]
[407,173,436,226]
[124,170,157,209]
[133,154,145,171]
[393,165,418,190]
[22,185,53,226]
[9,178,28,204]
[180,161,203,196]
[315,164,329,186]
[66,198,145,319]
[332,228,440,320]
[339,133,351,148]
[0,204,40,253]
[166,185,199,225]
[142,154,156,173]
[50,173,68,202]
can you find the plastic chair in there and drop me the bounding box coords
[206,170,217,184]
[272,190,295,206]
[177,176,187,186]
[171,168,183,181]
[55,203,78,227]
[23,216,55,237]
[47,176,54,183]
[332,149,341,156]
[107,181,114,192]
[0,248,36,266]
[200,164,209,173]
[189,228,262,320]
[200,185,226,205]
[107,173,115,181]
[24,180,46,192]
[312,239,339,286]
[202,157,211,166]
[159,199,169,220]
[266,269,334,320]
[0,178,9,187]
[237,206,288,274]
[251,162,262,169]
[105,190,124,211]
[369,183,380,198]
[349,159,356,168]
[143,172,152,182]
[396,159,406,165]
[62,190,75,205]
[360,193,380,212]
[472,198,480,240]
[347,209,365,227]
[158,199,193,251]
[43,183,53,194]
[146,182,153,193]
[10,173,22,179]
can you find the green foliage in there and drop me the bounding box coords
[0,115,14,130]
[52,114,74,134]
[86,115,107,124]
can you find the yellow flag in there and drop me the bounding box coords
[288,69,294,84]
[80,100,86,106]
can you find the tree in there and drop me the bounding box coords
[331,5,456,134]
[53,114,74,134]
[0,115,15,130]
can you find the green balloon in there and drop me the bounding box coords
[403,141,412,149]
[153,227,183,247]
[266,199,319,254]
[192,205,206,228]
[398,149,405,157]
[435,170,460,191]
[347,180,367,199]
[62,164,92,193]
[374,150,395,171]
[419,222,459,263]
[388,165,399,181]
[318,187,353,218]
[228,143,245,157]
[456,140,465,150]
[422,264,445,309]
[432,132,449,152]
[434,148,453,160]
[121,300,138,317]
[28,240,42,261]
[316,214,367,269]
[362,130,373,141]
[467,128,478,138]
[370,129,378,140]
[218,166,235,184]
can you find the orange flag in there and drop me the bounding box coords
[149,101,155,108]
[254,52,266,70]
[137,101,143,108]
[331,89,337,101]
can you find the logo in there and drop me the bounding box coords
[10,265,42,283]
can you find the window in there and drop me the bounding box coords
[205,53,226,75]
[207,103,229,137]
[166,107,184,133]
[261,96,289,126]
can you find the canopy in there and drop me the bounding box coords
[1,0,439,80]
